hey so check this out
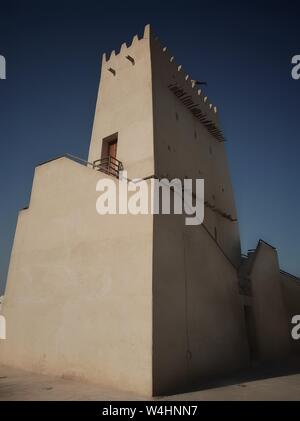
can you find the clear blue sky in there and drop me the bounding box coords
[0,0,299,293]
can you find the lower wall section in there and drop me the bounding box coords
[0,158,153,397]
[249,242,291,361]
[153,214,249,396]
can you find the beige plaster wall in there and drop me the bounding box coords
[150,33,247,395]
[0,157,153,396]
[150,35,240,267]
[249,242,291,360]
[153,213,249,395]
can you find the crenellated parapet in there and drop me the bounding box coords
[101,24,224,142]
[102,24,151,65]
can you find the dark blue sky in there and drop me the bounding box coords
[0,0,299,293]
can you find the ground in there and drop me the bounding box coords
[1,362,300,400]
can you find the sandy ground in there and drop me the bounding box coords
[1,363,300,401]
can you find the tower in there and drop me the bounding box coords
[0,25,249,396]
[89,24,241,265]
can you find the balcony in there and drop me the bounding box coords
[93,155,124,178]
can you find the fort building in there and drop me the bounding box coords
[0,25,299,396]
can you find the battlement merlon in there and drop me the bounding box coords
[101,24,221,130]
[101,23,152,65]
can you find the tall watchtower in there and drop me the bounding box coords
[88,24,247,394]
[89,24,240,266]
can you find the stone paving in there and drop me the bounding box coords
[1,363,300,401]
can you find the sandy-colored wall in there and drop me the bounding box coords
[153,213,249,396]
[150,35,240,268]
[250,242,291,360]
[0,157,153,396]
[150,33,247,395]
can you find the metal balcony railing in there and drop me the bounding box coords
[93,155,124,178]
